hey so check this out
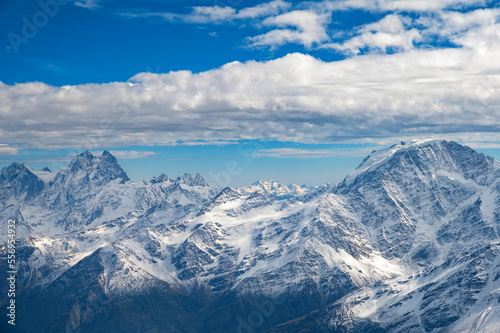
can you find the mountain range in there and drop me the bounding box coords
[1,140,499,332]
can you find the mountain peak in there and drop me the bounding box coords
[1,162,44,200]
[65,150,130,183]
[2,162,31,181]
[240,179,310,198]
[68,150,95,170]
[341,140,495,189]
[179,173,207,187]
[252,179,285,187]
[343,140,447,185]
[147,173,170,184]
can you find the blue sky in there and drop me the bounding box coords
[1,0,500,186]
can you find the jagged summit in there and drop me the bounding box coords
[63,150,130,183]
[178,173,207,187]
[1,162,30,179]
[0,162,44,200]
[147,173,171,184]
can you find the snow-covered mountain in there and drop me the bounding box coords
[1,140,499,333]
[237,180,333,199]
[238,180,310,199]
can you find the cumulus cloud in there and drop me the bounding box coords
[462,142,500,149]
[247,10,330,48]
[119,0,291,24]
[317,0,491,12]
[322,7,500,55]
[0,144,19,155]
[117,0,498,53]
[236,0,292,19]
[187,6,236,23]
[324,14,421,54]
[107,150,157,159]
[254,147,379,158]
[187,0,291,22]
[418,8,500,46]
[255,148,336,158]
[165,141,240,146]
[379,0,490,11]
[2,25,500,150]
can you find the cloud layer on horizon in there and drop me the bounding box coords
[2,45,500,150]
[2,0,500,152]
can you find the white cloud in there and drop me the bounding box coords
[107,150,157,159]
[381,0,489,11]
[247,10,330,48]
[462,142,500,149]
[0,144,19,155]
[254,147,379,158]
[322,8,500,55]
[184,0,291,23]
[118,0,497,52]
[439,8,500,33]
[2,20,500,150]
[165,141,240,146]
[186,6,236,24]
[317,0,490,12]
[236,0,291,19]
[120,0,291,24]
[324,14,421,54]
[255,148,335,158]
[74,0,100,10]
[425,8,500,47]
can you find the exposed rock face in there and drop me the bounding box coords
[1,140,499,332]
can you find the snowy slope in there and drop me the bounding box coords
[238,180,311,199]
[1,140,499,333]
[269,140,500,333]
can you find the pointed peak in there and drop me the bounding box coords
[342,140,473,187]
[73,150,95,160]
[7,162,28,169]
[41,167,51,172]
[179,173,207,187]
[81,150,94,157]
[216,186,240,198]
[68,151,96,170]
[0,162,44,200]
[65,149,130,183]
[2,162,31,177]
[100,150,121,165]
[148,173,170,184]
